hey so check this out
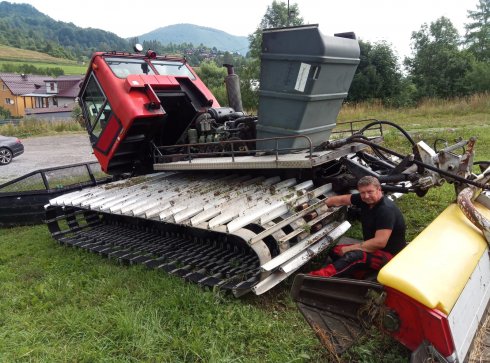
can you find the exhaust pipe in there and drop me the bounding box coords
[223,64,243,113]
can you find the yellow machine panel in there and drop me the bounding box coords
[378,202,490,315]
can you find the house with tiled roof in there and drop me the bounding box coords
[0,73,83,118]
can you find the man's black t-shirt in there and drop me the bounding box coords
[350,193,406,255]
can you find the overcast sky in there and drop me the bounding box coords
[7,0,475,60]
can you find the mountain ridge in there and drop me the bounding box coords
[0,2,249,59]
[136,23,249,54]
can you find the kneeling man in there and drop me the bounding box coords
[310,176,406,278]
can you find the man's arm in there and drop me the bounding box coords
[325,194,352,207]
[339,229,392,255]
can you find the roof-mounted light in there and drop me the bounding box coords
[146,50,157,59]
[133,44,143,53]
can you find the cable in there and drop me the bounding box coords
[348,136,490,190]
[357,120,417,147]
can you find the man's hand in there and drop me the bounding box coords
[338,243,360,256]
[325,194,352,208]
[338,229,393,255]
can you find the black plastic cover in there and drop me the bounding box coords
[291,274,384,356]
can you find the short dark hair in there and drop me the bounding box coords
[357,176,381,189]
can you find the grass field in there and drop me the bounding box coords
[0,44,87,75]
[1,94,489,362]
[0,118,85,138]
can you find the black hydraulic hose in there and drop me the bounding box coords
[329,120,419,162]
[357,120,417,147]
[358,120,423,167]
[348,136,490,190]
[381,184,412,194]
[433,138,447,153]
[328,122,487,188]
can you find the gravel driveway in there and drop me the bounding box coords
[0,133,97,184]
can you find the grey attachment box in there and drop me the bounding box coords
[256,24,360,152]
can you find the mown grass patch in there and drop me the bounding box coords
[0,225,335,362]
[0,44,87,75]
[0,60,87,75]
[0,44,77,64]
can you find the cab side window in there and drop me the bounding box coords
[80,74,112,139]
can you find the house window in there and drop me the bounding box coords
[5,98,14,105]
[34,97,44,108]
[46,82,57,93]
[2,84,6,91]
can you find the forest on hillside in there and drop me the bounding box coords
[0,2,243,65]
[0,2,129,60]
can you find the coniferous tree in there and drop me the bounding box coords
[465,0,490,61]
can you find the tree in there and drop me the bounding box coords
[464,0,490,61]
[0,106,11,120]
[71,104,85,128]
[195,61,228,106]
[404,17,473,99]
[463,1,490,93]
[348,40,404,106]
[222,52,233,66]
[248,1,304,58]
[238,58,261,111]
[465,61,490,92]
[241,1,304,111]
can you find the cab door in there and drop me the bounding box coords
[79,73,122,167]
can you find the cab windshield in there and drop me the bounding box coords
[152,61,195,80]
[105,57,155,78]
[105,57,195,80]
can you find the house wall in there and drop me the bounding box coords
[0,80,38,117]
[23,96,36,112]
[1,79,19,116]
[1,75,82,118]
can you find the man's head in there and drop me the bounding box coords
[357,176,383,206]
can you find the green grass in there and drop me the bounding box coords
[0,44,87,75]
[1,95,489,362]
[0,226,329,362]
[0,60,87,75]
[0,44,77,64]
[0,119,85,138]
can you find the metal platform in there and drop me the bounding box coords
[153,142,373,171]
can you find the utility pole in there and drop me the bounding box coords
[287,0,295,27]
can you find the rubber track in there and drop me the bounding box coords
[51,215,261,296]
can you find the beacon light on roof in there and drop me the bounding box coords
[146,50,157,59]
